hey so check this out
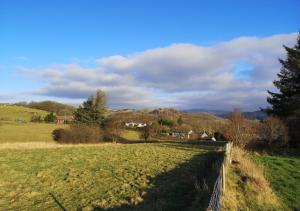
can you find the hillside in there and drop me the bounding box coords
[18,101,76,116]
[0,105,49,122]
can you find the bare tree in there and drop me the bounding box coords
[140,125,151,141]
[103,116,123,143]
[259,117,289,148]
[92,89,107,113]
[222,109,254,147]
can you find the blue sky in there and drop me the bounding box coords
[0,0,299,110]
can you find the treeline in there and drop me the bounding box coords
[14,101,76,116]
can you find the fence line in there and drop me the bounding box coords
[207,142,232,211]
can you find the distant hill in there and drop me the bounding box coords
[15,101,76,116]
[183,109,267,120]
[242,110,267,120]
[0,105,49,122]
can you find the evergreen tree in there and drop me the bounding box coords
[73,90,107,125]
[267,32,300,147]
[44,112,57,123]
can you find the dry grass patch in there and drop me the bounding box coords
[222,147,284,210]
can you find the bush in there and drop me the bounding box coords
[158,118,174,127]
[30,113,43,122]
[44,112,57,123]
[259,117,289,148]
[52,128,65,141]
[52,124,103,143]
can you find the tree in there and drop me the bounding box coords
[73,90,107,125]
[266,33,300,147]
[44,112,57,123]
[158,118,174,127]
[259,117,289,148]
[140,125,151,141]
[222,109,255,147]
[103,116,123,143]
[177,116,183,125]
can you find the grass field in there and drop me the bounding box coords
[120,130,141,141]
[0,143,222,211]
[0,105,48,122]
[0,122,68,143]
[254,154,300,210]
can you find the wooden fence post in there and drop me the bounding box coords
[222,164,225,193]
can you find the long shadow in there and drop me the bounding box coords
[92,150,224,211]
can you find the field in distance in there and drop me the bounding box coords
[0,105,48,122]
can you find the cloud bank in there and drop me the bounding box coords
[22,33,297,110]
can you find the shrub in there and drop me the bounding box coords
[30,113,43,122]
[52,124,103,144]
[52,128,65,141]
[259,117,289,148]
[44,112,57,123]
[158,118,174,127]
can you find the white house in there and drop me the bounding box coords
[187,130,193,139]
[125,122,147,128]
[136,123,147,128]
[201,132,208,139]
[211,137,216,141]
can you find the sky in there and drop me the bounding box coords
[0,0,299,111]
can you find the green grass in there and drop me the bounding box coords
[0,122,68,143]
[120,130,141,141]
[254,154,300,210]
[0,143,221,210]
[0,105,48,122]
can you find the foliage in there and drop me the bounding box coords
[52,128,65,141]
[0,143,218,210]
[44,112,57,123]
[73,90,106,125]
[254,154,300,210]
[158,117,174,127]
[259,117,289,148]
[266,32,300,147]
[52,124,103,144]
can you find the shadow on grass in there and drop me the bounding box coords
[92,150,224,211]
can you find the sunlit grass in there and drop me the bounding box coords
[0,122,68,143]
[0,105,48,122]
[0,143,221,210]
[254,154,300,210]
[120,130,141,141]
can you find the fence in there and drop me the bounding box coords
[207,142,232,211]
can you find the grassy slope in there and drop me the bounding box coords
[0,143,221,211]
[0,105,48,122]
[0,122,68,143]
[223,147,283,210]
[254,154,300,210]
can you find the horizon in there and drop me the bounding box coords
[1,0,299,110]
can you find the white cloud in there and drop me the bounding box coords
[22,32,297,110]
